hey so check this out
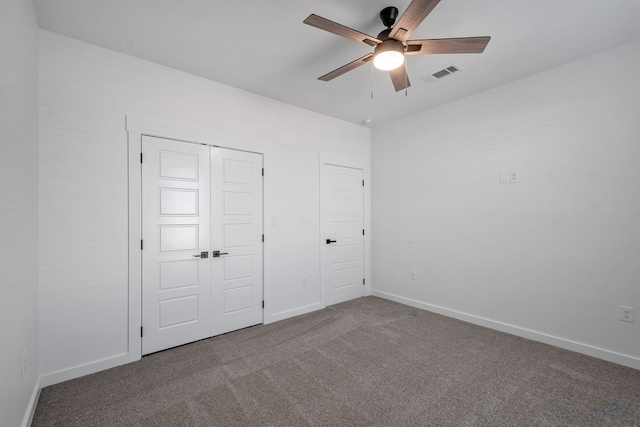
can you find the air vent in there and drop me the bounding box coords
[432,69,450,79]
[420,64,462,84]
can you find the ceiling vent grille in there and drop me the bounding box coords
[420,64,462,84]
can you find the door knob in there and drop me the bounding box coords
[211,250,229,258]
[193,251,209,258]
[326,239,337,244]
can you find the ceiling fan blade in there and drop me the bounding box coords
[318,53,375,81]
[304,14,381,47]
[389,0,442,42]
[405,36,491,55]
[389,63,411,92]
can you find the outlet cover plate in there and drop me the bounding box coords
[619,306,634,323]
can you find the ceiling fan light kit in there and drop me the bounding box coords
[373,39,405,71]
[304,0,490,92]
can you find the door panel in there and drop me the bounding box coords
[322,165,365,305]
[158,295,199,327]
[211,148,263,335]
[159,260,198,290]
[158,189,198,215]
[142,136,211,355]
[158,225,198,252]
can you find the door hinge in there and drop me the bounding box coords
[262,234,264,243]
[141,240,143,250]
[140,326,143,337]
[262,301,265,309]
[363,278,365,285]
[362,229,365,236]
[362,180,364,186]
[140,153,143,163]
[262,168,264,177]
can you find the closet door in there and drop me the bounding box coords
[210,148,264,336]
[141,136,211,355]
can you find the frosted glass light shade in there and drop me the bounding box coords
[373,50,405,71]
[373,39,405,71]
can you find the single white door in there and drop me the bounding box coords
[141,136,211,355]
[321,164,365,306]
[211,148,264,335]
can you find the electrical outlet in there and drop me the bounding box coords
[301,275,307,286]
[619,306,634,323]
[271,215,278,225]
[22,350,26,377]
[409,270,416,280]
[509,170,519,183]
[298,215,306,225]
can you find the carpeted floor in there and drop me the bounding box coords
[33,296,640,426]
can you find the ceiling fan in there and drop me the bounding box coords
[303,0,491,92]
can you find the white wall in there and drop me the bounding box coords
[372,40,640,369]
[39,30,370,385]
[0,0,40,425]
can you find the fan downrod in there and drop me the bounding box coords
[380,6,399,28]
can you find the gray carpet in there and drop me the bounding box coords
[33,296,640,426]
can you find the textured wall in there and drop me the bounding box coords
[39,30,370,385]
[372,41,640,369]
[0,0,40,425]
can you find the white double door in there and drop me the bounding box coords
[141,136,263,355]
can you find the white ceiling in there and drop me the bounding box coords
[34,0,640,127]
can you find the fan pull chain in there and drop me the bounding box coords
[370,62,374,99]
[405,62,409,96]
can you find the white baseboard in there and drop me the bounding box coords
[266,302,326,324]
[372,290,640,371]
[21,376,41,427]
[40,352,139,388]
[39,302,325,388]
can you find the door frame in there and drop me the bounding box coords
[127,116,265,360]
[319,155,371,307]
